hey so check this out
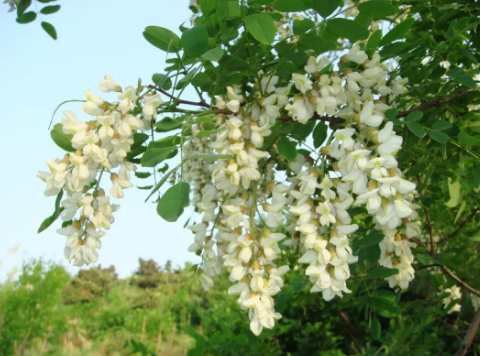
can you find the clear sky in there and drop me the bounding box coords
[0,0,201,281]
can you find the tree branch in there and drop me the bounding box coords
[455,307,480,356]
[397,90,472,118]
[148,85,473,128]
[417,176,435,255]
[414,264,480,297]
[441,265,480,297]
[445,207,479,241]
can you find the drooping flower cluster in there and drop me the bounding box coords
[37,75,163,266]
[39,43,421,336]
[440,285,462,314]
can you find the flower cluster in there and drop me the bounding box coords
[39,43,421,336]
[38,75,163,266]
[440,285,462,314]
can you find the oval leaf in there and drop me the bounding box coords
[326,18,370,42]
[201,47,225,62]
[141,146,177,167]
[41,21,57,39]
[244,13,276,45]
[432,120,453,131]
[157,182,190,222]
[143,26,182,53]
[181,25,209,57]
[379,18,415,46]
[16,11,36,24]
[358,1,396,18]
[277,137,297,162]
[367,267,399,279]
[313,121,328,148]
[429,130,449,143]
[51,123,74,152]
[40,4,60,14]
[406,122,425,137]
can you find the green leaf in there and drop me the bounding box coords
[137,185,154,190]
[38,190,64,233]
[445,179,461,208]
[366,29,383,55]
[313,121,328,148]
[41,21,57,39]
[432,120,453,131]
[135,172,152,179]
[36,0,57,3]
[406,122,425,137]
[277,137,297,162]
[379,42,409,59]
[141,146,177,167]
[308,0,343,18]
[298,35,336,55]
[451,74,477,89]
[201,47,225,62]
[51,123,74,152]
[326,18,369,42]
[291,121,315,141]
[187,154,233,160]
[157,182,190,222]
[155,117,184,132]
[358,1,396,18]
[16,11,36,24]
[384,108,399,121]
[16,0,31,17]
[273,0,308,12]
[405,111,423,122]
[143,26,182,53]
[379,18,415,46]
[40,4,60,14]
[217,0,241,19]
[181,26,209,57]
[196,127,227,138]
[244,13,276,45]
[369,297,401,318]
[428,130,449,143]
[367,267,399,279]
[354,230,384,248]
[152,73,173,90]
[293,19,315,35]
[459,135,480,146]
[370,317,381,340]
[145,164,182,202]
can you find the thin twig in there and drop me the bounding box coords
[397,90,472,118]
[444,207,479,241]
[417,176,435,255]
[414,264,480,297]
[455,307,480,356]
[441,265,480,297]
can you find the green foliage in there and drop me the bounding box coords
[156,182,191,222]
[50,123,74,152]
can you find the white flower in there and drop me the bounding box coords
[360,102,384,127]
[98,74,120,92]
[143,94,163,120]
[292,73,313,93]
[304,56,329,73]
[346,44,368,64]
[317,202,336,226]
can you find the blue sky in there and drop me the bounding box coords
[0,0,200,281]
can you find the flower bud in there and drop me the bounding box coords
[252,261,261,271]
[261,228,271,237]
[71,221,82,230]
[262,202,270,211]
[344,69,353,76]
[368,180,378,191]
[267,181,277,192]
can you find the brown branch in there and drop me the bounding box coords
[455,307,480,356]
[279,113,344,125]
[148,86,474,128]
[417,176,435,255]
[414,264,480,297]
[445,207,479,241]
[441,265,480,297]
[397,90,472,118]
